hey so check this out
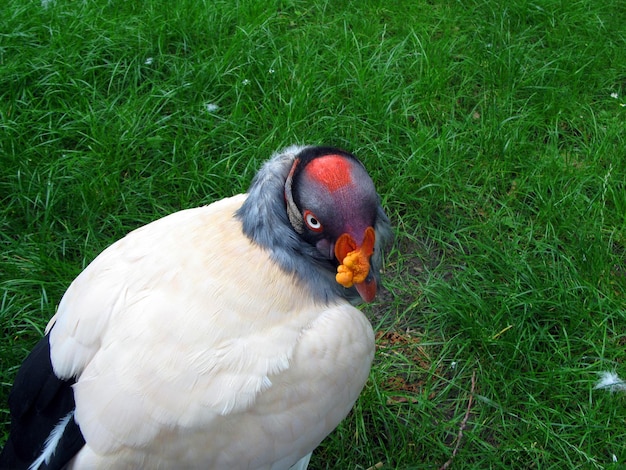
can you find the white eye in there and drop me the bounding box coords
[304,210,323,232]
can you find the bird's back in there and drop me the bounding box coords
[47,194,374,469]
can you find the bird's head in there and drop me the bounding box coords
[238,145,392,304]
[284,147,383,302]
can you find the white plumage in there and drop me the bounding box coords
[0,145,392,469]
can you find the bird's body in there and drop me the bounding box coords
[0,145,391,469]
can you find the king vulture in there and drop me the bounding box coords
[0,145,392,469]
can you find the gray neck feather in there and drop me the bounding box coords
[235,145,392,305]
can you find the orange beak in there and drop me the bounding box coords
[334,226,377,302]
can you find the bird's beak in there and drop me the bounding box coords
[354,271,377,303]
[334,226,377,302]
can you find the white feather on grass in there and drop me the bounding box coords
[594,371,626,393]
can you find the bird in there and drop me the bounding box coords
[0,144,392,470]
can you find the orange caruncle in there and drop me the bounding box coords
[334,226,375,289]
[336,248,370,288]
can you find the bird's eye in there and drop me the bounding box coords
[304,210,323,232]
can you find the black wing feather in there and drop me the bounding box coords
[0,334,85,469]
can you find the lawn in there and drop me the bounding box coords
[1,0,625,468]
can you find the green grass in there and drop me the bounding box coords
[1,0,625,468]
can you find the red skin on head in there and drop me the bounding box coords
[304,155,354,193]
